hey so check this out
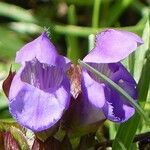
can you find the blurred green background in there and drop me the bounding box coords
[0,0,149,149]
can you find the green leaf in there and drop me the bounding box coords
[112,57,150,150]
[107,0,135,26]
[112,20,150,150]
[117,139,127,150]
[88,34,95,51]
[10,127,30,150]
[0,121,21,132]
[0,106,12,120]
[78,60,150,125]
[0,26,24,60]
[108,122,117,139]
[0,2,36,22]
[128,52,135,75]
[134,19,150,82]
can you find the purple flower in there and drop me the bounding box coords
[81,29,143,123]
[8,32,71,132]
[8,29,143,133]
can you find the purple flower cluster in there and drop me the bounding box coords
[7,29,143,132]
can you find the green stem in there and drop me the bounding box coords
[92,0,101,28]
[54,24,144,37]
[9,22,144,37]
[68,5,77,24]
[66,5,80,63]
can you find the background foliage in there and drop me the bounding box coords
[0,0,149,149]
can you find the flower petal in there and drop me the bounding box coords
[81,68,106,108]
[102,63,137,122]
[9,64,70,132]
[61,95,106,133]
[56,56,71,71]
[83,29,143,63]
[16,32,70,68]
[78,98,106,125]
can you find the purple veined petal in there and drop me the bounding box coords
[9,59,70,132]
[20,58,64,91]
[81,67,106,109]
[102,63,137,123]
[15,32,67,67]
[83,29,143,63]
